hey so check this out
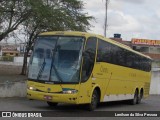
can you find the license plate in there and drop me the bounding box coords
[44,95,52,100]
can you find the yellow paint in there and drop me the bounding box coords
[27,31,151,104]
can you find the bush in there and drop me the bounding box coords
[0,56,14,62]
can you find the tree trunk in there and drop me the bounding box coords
[21,48,29,75]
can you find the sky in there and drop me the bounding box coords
[82,0,160,41]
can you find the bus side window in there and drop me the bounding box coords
[126,51,134,68]
[97,39,112,63]
[81,37,97,82]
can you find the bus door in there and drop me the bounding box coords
[93,63,112,101]
[78,37,97,104]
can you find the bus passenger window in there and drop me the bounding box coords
[81,37,97,82]
[97,39,112,63]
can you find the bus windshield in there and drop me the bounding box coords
[28,36,84,83]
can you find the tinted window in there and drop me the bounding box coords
[97,39,126,66]
[97,39,151,72]
[81,37,97,82]
[97,40,112,63]
[116,47,126,66]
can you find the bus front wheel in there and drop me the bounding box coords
[47,102,58,107]
[87,90,99,111]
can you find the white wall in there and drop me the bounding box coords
[150,70,160,94]
[14,57,30,65]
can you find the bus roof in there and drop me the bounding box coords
[40,31,94,36]
[40,31,152,60]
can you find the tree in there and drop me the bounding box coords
[20,0,93,75]
[0,0,32,41]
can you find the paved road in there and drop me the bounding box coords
[0,95,159,119]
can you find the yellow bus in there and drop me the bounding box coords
[27,31,152,111]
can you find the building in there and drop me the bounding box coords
[0,44,19,57]
[131,38,160,70]
[0,43,28,57]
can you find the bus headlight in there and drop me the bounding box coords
[63,89,78,94]
[28,86,37,91]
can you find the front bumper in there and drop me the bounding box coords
[27,89,78,104]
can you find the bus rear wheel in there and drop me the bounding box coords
[137,90,143,104]
[130,90,138,105]
[47,102,58,107]
[87,90,99,111]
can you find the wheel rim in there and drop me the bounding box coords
[140,92,143,99]
[134,91,138,104]
[138,91,143,103]
[91,91,98,108]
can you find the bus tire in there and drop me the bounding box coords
[130,89,138,105]
[47,102,58,107]
[87,89,99,111]
[137,89,143,104]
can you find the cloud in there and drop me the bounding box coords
[83,0,160,40]
[108,11,141,32]
[119,0,145,4]
[83,0,105,12]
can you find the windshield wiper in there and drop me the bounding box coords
[37,58,46,80]
[52,63,63,82]
[49,40,63,82]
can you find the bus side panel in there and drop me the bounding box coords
[78,62,112,104]
[93,63,151,102]
[78,80,92,104]
[92,62,111,102]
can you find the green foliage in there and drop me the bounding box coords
[0,0,32,41]
[0,56,14,62]
[25,0,93,31]
[22,0,94,48]
[0,0,93,42]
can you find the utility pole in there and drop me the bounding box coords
[104,0,109,37]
